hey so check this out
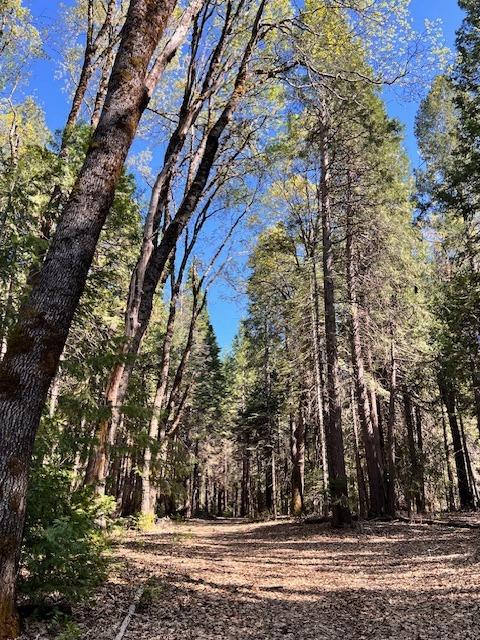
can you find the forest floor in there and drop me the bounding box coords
[22,517,480,640]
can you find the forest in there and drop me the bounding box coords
[0,0,479,638]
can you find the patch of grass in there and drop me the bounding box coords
[56,620,82,640]
[137,577,165,612]
[172,530,194,543]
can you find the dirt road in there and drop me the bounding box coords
[72,519,480,639]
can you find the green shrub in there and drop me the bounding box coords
[135,511,156,531]
[20,465,114,604]
[49,612,82,640]
[56,621,82,640]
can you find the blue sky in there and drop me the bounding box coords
[26,0,464,351]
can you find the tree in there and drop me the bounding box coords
[416,71,479,508]
[0,1,42,97]
[449,0,480,222]
[0,2,183,634]
[85,0,277,497]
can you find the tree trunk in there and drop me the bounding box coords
[48,355,64,419]
[346,192,385,517]
[191,439,200,517]
[265,444,274,513]
[351,387,368,519]
[414,405,426,512]
[83,365,127,495]
[0,274,14,361]
[271,448,277,519]
[441,403,455,511]
[403,390,422,514]
[386,337,397,517]
[438,376,474,510]
[458,412,478,506]
[364,315,385,459]
[91,19,116,130]
[241,451,251,518]
[310,263,329,504]
[290,406,305,517]
[0,3,177,634]
[366,355,381,448]
[140,269,181,515]
[319,99,351,527]
[62,0,118,148]
[86,1,266,485]
[471,363,480,440]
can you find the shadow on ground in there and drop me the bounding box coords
[114,519,480,639]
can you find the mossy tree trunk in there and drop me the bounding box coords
[0,2,177,635]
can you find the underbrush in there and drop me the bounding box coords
[137,577,166,612]
[20,465,115,608]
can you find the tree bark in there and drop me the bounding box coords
[139,284,178,516]
[438,375,474,510]
[351,387,368,519]
[0,3,177,634]
[310,262,329,504]
[319,98,351,527]
[414,405,426,512]
[403,389,422,514]
[386,337,397,517]
[91,25,116,130]
[241,450,251,518]
[265,444,274,513]
[458,412,478,506]
[271,448,277,519]
[48,355,64,419]
[441,403,456,511]
[364,315,384,457]
[0,274,14,361]
[346,191,385,517]
[290,405,305,516]
[191,439,200,516]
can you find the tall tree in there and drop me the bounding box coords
[85,0,274,495]
[0,1,187,634]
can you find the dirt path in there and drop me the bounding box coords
[77,519,480,639]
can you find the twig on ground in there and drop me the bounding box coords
[113,584,145,640]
